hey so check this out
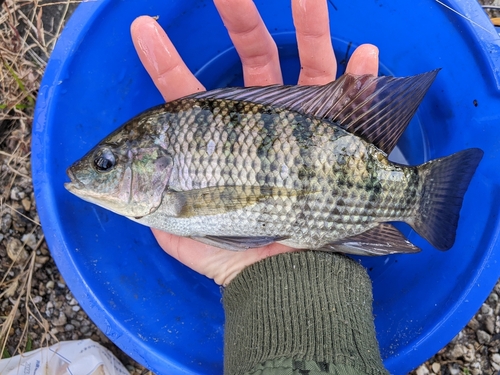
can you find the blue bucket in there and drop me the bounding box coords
[33,0,500,374]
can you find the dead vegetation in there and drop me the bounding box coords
[1,0,52,360]
[1,2,152,372]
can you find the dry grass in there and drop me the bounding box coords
[0,0,78,360]
[0,235,51,357]
[0,1,152,372]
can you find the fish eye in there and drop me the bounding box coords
[93,148,116,172]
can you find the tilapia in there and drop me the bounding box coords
[65,70,483,256]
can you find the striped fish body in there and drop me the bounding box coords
[139,98,417,248]
[65,71,483,255]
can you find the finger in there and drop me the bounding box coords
[131,16,205,101]
[345,44,379,76]
[214,0,282,86]
[293,0,337,85]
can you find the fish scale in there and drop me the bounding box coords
[143,99,412,242]
[65,71,483,255]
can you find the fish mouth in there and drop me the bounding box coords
[64,168,84,193]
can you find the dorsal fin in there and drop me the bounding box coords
[188,70,439,154]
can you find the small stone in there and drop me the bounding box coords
[52,311,67,327]
[10,186,25,201]
[416,364,429,375]
[12,218,26,233]
[90,334,100,342]
[72,305,81,312]
[448,344,465,359]
[485,315,496,335]
[448,363,460,375]
[36,255,49,265]
[467,317,480,330]
[21,197,31,211]
[491,353,500,365]
[18,166,29,176]
[21,233,37,250]
[6,237,29,263]
[1,213,12,233]
[495,282,500,296]
[488,292,499,304]
[492,362,500,372]
[450,331,463,343]
[64,305,74,317]
[476,329,491,344]
[32,296,43,304]
[64,324,75,332]
[431,363,441,373]
[481,303,493,316]
[463,345,475,362]
[46,280,55,290]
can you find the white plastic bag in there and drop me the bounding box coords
[0,339,130,375]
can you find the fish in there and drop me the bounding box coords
[65,70,483,256]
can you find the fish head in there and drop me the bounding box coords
[65,138,173,219]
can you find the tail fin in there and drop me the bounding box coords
[411,148,483,250]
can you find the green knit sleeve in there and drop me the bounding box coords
[223,251,389,375]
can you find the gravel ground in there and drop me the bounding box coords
[1,1,499,374]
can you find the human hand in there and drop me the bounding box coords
[130,0,379,286]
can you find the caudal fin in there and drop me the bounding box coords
[411,148,483,250]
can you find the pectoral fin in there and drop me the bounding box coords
[319,223,421,256]
[168,185,310,218]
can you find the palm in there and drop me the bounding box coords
[152,229,292,285]
[131,0,379,285]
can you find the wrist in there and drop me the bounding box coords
[223,251,388,375]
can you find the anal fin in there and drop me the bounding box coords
[319,223,420,256]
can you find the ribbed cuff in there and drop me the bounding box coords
[223,251,388,375]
